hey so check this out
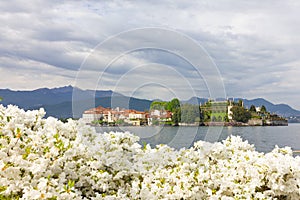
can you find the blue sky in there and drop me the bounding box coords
[1,1,300,109]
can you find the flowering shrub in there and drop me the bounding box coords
[0,105,300,199]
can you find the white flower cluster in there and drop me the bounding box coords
[1,105,300,200]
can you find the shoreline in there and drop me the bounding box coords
[89,121,288,127]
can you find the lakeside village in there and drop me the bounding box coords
[82,99,288,126]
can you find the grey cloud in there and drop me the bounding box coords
[1,0,300,108]
[0,0,58,13]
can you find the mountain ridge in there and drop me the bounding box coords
[0,86,299,118]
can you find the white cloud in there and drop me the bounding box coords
[0,56,76,90]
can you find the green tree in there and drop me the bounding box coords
[195,117,201,122]
[172,108,181,126]
[202,109,211,122]
[163,98,181,126]
[166,98,180,112]
[180,104,201,123]
[0,97,2,102]
[150,101,167,110]
[151,98,182,126]
[249,105,256,112]
[260,105,267,113]
[231,106,251,123]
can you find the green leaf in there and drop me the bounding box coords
[68,180,75,188]
[54,133,59,140]
[0,186,7,193]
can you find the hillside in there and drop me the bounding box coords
[1,86,300,119]
[0,86,151,118]
[0,86,120,109]
[243,98,300,117]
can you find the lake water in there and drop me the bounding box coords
[95,123,300,152]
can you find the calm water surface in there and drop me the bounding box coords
[95,123,300,152]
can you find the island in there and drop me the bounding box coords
[82,98,288,126]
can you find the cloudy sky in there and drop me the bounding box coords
[1,1,300,109]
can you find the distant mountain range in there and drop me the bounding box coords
[0,86,300,119]
[0,86,151,118]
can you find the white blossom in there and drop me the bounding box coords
[0,104,300,199]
